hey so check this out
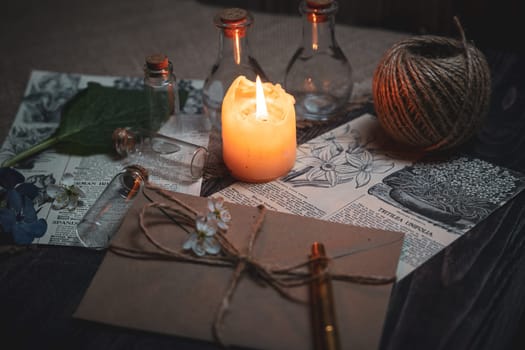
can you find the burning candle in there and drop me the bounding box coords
[222,75,296,183]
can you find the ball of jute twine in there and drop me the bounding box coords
[372,17,491,151]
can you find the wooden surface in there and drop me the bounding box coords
[1,0,525,349]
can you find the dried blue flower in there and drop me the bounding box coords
[0,167,47,244]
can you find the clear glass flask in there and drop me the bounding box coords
[284,0,354,121]
[144,53,179,131]
[112,127,208,182]
[76,165,148,250]
[202,8,268,130]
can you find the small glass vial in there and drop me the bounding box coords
[112,127,208,181]
[144,53,179,131]
[284,0,354,121]
[76,165,148,250]
[202,8,268,130]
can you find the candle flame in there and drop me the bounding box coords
[255,75,268,120]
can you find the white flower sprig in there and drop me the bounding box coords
[207,197,231,230]
[182,197,231,257]
[46,173,85,210]
[183,215,221,256]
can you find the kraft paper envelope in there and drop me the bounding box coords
[74,189,404,350]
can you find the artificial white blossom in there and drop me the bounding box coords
[183,216,221,256]
[207,197,231,230]
[46,173,85,210]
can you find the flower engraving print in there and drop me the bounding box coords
[368,156,525,234]
[282,126,394,188]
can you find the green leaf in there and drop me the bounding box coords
[2,83,150,167]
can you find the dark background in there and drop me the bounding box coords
[200,0,524,53]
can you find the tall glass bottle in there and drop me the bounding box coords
[144,53,179,131]
[284,0,353,121]
[202,8,268,130]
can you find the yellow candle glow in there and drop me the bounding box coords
[222,75,296,183]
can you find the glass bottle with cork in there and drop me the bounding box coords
[144,53,179,131]
[202,8,268,130]
[112,127,208,181]
[284,0,353,121]
[76,164,148,249]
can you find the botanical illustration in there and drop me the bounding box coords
[368,156,525,234]
[20,72,81,124]
[113,76,143,90]
[282,125,395,188]
[178,79,204,114]
[0,126,56,169]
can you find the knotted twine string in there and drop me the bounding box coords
[110,182,400,347]
[372,16,491,151]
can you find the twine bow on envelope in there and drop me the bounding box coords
[109,183,398,347]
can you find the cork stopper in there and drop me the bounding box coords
[306,0,333,9]
[219,8,248,23]
[145,54,169,71]
[112,127,136,157]
[302,0,337,23]
[214,8,252,38]
[124,164,149,183]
